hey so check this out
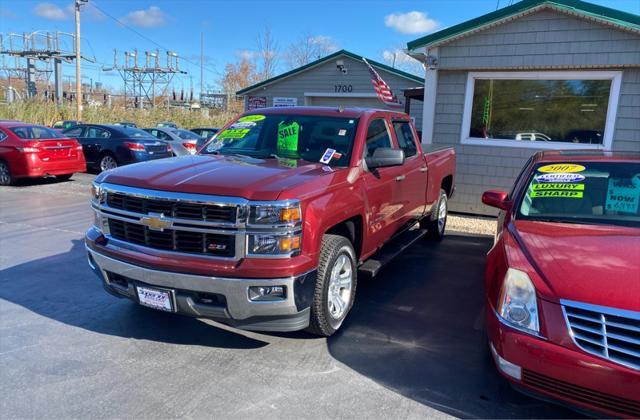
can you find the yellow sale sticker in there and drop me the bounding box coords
[537,163,586,173]
[530,190,583,199]
[532,183,584,191]
[238,115,265,122]
[217,128,250,139]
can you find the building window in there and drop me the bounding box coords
[461,71,622,150]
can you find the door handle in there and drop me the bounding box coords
[395,175,406,182]
[420,166,428,173]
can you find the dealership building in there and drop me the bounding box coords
[406,0,640,214]
[236,50,425,129]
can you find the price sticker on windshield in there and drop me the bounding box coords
[320,148,336,164]
[277,121,299,153]
[537,163,585,173]
[606,178,640,214]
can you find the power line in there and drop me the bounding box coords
[90,1,219,77]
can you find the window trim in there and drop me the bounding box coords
[460,71,622,151]
[391,119,419,161]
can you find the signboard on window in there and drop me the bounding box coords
[247,96,267,110]
[273,97,298,107]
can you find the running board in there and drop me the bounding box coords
[358,228,427,279]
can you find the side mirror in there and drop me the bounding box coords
[366,148,405,169]
[482,190,511,210]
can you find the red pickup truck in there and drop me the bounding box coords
[86,107,456,336]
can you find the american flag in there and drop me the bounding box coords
[363,58,403,108]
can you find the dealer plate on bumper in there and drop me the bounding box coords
[136,286,175,312]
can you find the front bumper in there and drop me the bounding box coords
[487,304,640,418]
[87,247,315,332]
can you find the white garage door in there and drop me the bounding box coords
[307,96,395,110]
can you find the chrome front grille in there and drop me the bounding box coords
[93,184,246,259]
[562,299,640,370]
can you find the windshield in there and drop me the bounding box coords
[121,127,155,138]
[517,161,640,228]
[172,129,200,140]
[200,114,358,166]
[10,126,62,139]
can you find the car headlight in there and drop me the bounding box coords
[91,182,101,202]
[248,202,301,225]
[497,268,540,334]
[247,234,301,256]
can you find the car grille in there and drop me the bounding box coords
[108,219,235,257]
[522,369,640,417]
[562,300,640,370]
[107,192,237,223]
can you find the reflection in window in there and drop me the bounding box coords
[469,79,611,144]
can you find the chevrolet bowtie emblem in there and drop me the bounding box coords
[140,213,172,231]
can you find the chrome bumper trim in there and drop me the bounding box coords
[87,247,304,320]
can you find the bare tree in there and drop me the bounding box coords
[381,47,425,77]
[220,57,259,95]
[256,26,279,81]
[284,33,337,69]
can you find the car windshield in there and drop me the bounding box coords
[172,129,200,140]
[199,114,359,167]
[517,161,640,228]
[10,126,62,139]
[121,127,155,138]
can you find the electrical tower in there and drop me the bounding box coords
[104,49,186,108]
[0,31,93,102]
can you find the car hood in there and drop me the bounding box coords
[511,220,640,312]
[98,154,334,201]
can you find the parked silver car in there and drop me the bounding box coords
[143,127,201,156]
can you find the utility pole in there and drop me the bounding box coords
[75,0,87,120]
[200,32,204,101]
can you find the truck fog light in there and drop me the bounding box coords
[248,286,286,301]
[490,343,522,380]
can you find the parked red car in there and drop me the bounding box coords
[0,121,86,185]
[482,151,639,417]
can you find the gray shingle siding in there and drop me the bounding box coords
[241,54,424,130]
[429,10,640,215]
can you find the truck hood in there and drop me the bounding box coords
[98,154,334,200]
[512,220,640,312]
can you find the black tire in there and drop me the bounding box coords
[57,173,73,181]
[98,153,118,172]
[306,234,357,337]
[0,161,14,186]
[423,189,448,241]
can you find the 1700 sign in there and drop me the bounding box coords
[334,84,353,93]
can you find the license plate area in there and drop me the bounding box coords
[136,285,175,312]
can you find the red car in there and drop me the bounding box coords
[482,151,639,417]
[0,121,86,185]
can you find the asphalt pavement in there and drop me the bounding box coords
[0,173,580,419]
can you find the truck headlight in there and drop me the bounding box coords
[247,234,301,256]
[497,268,540,334]
[91,182,101,202]
[249,202,301,225]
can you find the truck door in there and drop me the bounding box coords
[362,118,407,246]
[391,119,429,225]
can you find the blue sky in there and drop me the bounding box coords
[1,0,639,92]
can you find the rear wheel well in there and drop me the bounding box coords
[325,216,363,260]
[441,175,453,197]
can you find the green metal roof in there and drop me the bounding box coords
[407,0,640,51]
[236,49,424,96]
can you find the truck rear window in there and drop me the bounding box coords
[200,114,359,167]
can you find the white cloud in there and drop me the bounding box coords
[236,50,256,61]
[34,2,68,20]
[382,49,418,64]
[122,6,166,28]
[384,11,439,34]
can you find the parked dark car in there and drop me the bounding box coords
[114,121,137,128]
[191,127,220,140]
[62,124,172,172]
[156,122,177,129]
[52,120,81,131]
[143,127,200,156]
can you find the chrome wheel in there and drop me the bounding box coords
[327,253,353,319]
[438,195,447,235]
[0,162,11,185]
[100,155,117,171]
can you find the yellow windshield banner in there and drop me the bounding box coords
[537,163,586,173]
[217,128,250,140]
[532,183,585,191]
[530,190,584,199]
